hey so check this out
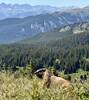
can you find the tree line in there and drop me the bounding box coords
[0,32,89,74]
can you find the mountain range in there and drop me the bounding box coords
[0,3,60,20]
[0,4,89,43]
[0,3,89,20]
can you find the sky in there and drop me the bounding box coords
[0,0,89,7]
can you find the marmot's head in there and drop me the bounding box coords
[34,68,46,79]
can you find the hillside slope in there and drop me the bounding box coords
[21,22,89,44]
[0,9,89,43]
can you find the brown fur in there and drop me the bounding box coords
[42,69,51,88]
[35,68,72,88]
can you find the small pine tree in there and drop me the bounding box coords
[25,60,33,77]
[18,60,33,77]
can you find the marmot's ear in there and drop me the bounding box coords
[34,68,46,74]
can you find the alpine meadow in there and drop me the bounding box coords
[0,0,89,100]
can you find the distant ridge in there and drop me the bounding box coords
[0,5,89,43]
[0,3,89,20]
[0,3,60,20]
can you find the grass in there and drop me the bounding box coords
[0,70,88,100]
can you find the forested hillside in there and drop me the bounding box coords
[0,30,89,74]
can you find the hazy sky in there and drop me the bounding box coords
[0,0,89,7]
